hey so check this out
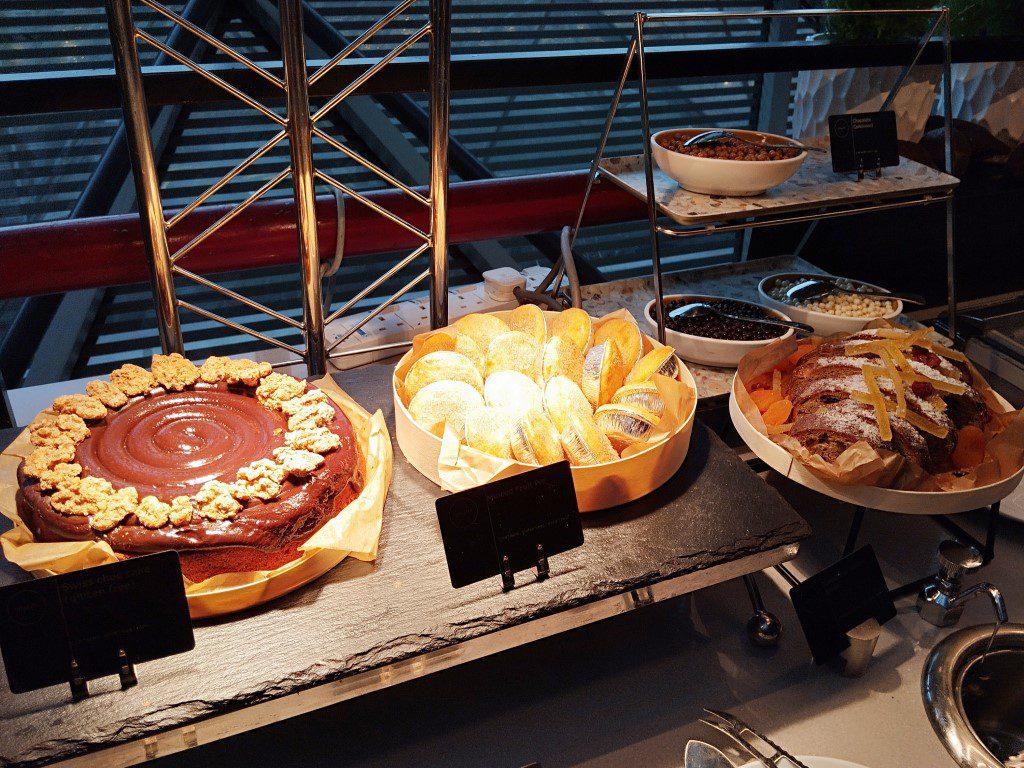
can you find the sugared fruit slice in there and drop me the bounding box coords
[486,331,542,379]
[544,376,593,433]
[542,336,584,385]
[508,304,547,344]
[510,408,565,466]
[464,406,515,460]
[405,351,483,400]
[594,318,643,371]
[408,380,483,437]
[548,308,592,351]
[484,371,542,414]
[626,346,680,384]
[581,342,626,408]
[595,403,658,452]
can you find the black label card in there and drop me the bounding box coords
[829,111,899,174]
[436,462,584,589]
[0,551,194,694]
[790,546,896,665]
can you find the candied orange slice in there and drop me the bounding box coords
[772,368,782,395]
[880,352,907,418]
[952,425,986,468]
[750,389,782,414]
[766,423,793,436]
[862,364,892,442]
[762,398,793,427]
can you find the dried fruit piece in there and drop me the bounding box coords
[86,380,129,409]
[861,364,892,442]
[761,398,794,427]
[110,363,155,396]
[52,394,106,421]
[952,425,987,469]
[749,388,782,414]
[507,304,547,344]
[405,351,484,399]
[151,352,199,391]
[408,380,483,438]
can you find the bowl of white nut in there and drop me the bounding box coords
[757,272,902,336]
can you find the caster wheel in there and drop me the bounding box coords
[746,609,782,647]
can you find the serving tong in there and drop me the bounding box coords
[699,709,811,768]
[683,130,826,154]
[668,302,814,337]
[784,277,926,307]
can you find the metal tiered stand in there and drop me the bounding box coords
[552,7,1005,623]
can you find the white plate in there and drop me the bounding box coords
[739,757,870,768]
[729,373,1024,515]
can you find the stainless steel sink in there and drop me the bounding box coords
[923,623,1024,768]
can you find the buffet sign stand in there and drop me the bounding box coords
[0,361,809,768]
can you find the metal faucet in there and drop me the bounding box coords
[917,541,1008,628]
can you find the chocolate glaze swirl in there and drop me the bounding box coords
[76,387,285,497]
[17,382,360,555]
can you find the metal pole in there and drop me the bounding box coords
[105,0,183,354]
[428,0,451,329]
[941,7,957,343]
[635,14,666,345]
[279,0,327,375]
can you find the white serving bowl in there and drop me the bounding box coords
[758,272,903,337]
[643,294,794,368]
[650,128,807,197]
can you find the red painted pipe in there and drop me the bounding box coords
[0,171,645,299]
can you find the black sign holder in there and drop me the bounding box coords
[436,462,584,592]
[0,551,193,700]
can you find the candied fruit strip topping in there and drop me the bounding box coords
[861,364,892,442]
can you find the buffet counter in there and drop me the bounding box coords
[0,360,808,768]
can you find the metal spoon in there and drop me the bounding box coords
[684,740,735,768]
[684,130,826,154]
[668,302,814,337]
[784,277,926,306]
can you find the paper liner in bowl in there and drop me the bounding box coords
[729,330,1024,514]
[0,375,393,619]
[393,308,697,512]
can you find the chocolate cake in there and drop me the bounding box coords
[784,329,988,474]
[16,354,362,582]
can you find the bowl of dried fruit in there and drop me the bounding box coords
[651,128,807,197]
[644,294,795,368]
[758,272,903,337]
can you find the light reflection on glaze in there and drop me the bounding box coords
[76,389,285,497]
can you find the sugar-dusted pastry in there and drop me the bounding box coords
[464,406,516,460]
[560,411,619,466]
[594,318,643,371]
[405,351,484,400]
[484,371,543,414]
[507,304,547,344]
[510,408,565,466]
[542,336,584,386]
[485,331,542,380]
[408,379,484,438]
[626,346,680,384]
[611,382,665,420]
[544,375,593,434]
[581,342,626,408]
[547,307,592,351]
[595,403,658,452]
[454,312,509,354]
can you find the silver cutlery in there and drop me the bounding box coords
[667,302,815,337]
[683,130,826,154]
[784,277,925,306]
[684,739,735,768]
[699,708,811,768]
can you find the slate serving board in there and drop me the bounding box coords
[0,361,808,767]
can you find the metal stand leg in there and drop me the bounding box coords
[428,0,451,329]
[843,506,866,558]
[743,573,782,647]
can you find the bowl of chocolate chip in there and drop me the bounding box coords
[644,294,795,368]
[651,128,807,196]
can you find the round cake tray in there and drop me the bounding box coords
[729,373,1024,515]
